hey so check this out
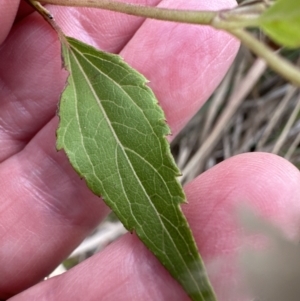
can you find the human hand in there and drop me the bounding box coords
[1,1,300,300]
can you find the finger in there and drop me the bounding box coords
[0,0,238,297]
[183,153,300,300]
[0,0,161,162]
[0,0,238,161]
[49,0,161,53]
[0,0,19,44]
[0,16,66,162]
[9,153,300,301]
[0,118,109,299]
[121,0,239,136]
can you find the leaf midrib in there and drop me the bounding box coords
[68,44,202,295]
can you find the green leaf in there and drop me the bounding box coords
[57,36,216,301]
[258,0,300,48]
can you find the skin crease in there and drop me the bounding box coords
[0,0,299,300]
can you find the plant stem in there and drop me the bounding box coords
[27,0,55,20]
[40,0,216,25]
[229,29,300,87]
[38,0,300,87]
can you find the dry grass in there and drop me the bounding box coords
[172,46,300,184]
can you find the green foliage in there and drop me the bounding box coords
[258,0,300,48]
[56,37,216,301]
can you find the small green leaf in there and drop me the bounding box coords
[57,37,216,301]
[258,0,300,48]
